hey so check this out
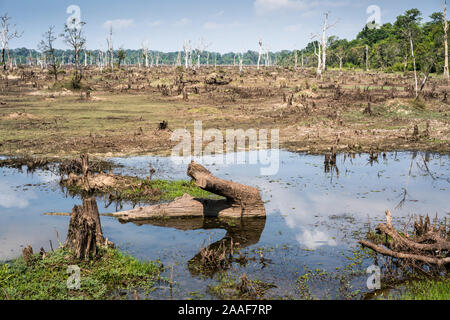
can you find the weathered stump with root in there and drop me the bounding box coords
[65,198,112,260]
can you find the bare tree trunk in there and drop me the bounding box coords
[365,45,369,71]
[444,0,449,80]
[409,32,418,98]
[2,48,5,71]
[312,40,322,77]
[257,39,262,70]
[238,53,243,74]
[321,13,329,72]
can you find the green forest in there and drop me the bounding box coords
[5,8,449,75]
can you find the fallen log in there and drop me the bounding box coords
[360,239,450,267]
[112,161,266,222]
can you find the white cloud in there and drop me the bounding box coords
[0,183,37,209]
[296,229,337,250]
[284,23,302,32]
[203,21,241,30]
[148,20,163,27]
[254,0,308,12]
[213,10,225,17]
[254,0,350,14]
[175,18,191,26]
[103,19,134,30]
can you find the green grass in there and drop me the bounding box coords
[64,177,222,203]
[396,278,450,300]
[146,179,221,200]
[0,247,164,300]
[119,178,222,202]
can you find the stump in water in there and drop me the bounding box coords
[112,161,266,222]
[65,198,112,260]
[81,153,89,178]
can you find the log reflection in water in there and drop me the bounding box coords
[132,216,266,277]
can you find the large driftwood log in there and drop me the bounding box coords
[65,198,112,260]
[112,161,266,222]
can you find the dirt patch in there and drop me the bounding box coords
[0,66,448,157]
[2,112,39,120]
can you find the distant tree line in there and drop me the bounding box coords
[3,7,449,78]
[279,8,449,77]
[7,47,281,67]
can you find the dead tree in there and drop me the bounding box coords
[365,44,369,71]
[444,0,449,80]
[311,35,322,77]
[39,26,58,81]
[0,13,23,71]
[195,38,211,69]
[320,11,338,72]
[61,18,86,81]
[238,52,243,74]
[310,12,338,74]
[106,25,114,71]
[183,40,192,69]
[142,40,149,68]
[65,197,111,260]
[257,38,263,70]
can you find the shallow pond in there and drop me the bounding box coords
[0,151,448,299]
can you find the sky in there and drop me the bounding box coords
[0,0,446,53]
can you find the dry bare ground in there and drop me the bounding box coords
[0,66,448,158]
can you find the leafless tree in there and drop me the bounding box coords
[365,44,369,71]
[106,25,114,71]
[142,40,149,68]
[238,52,243,74]
[335,46,345,71]
[61,18,86,82]
[0,13,23,71]
[176,51,181,66]
[320,11,338,72]
[257,38,263,70]
[195,38,211,69]
[183,40,192,69]
[39,26,58,81]
[311,34,322,76]
[444,0,449,80]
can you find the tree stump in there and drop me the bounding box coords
[81,153,89,178]
[65,197,111,260]
[22,245,34,266]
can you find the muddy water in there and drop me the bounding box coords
[0,151,448,299]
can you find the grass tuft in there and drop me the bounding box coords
[0,247,164,300]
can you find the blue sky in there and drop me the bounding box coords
[0,0,446,52]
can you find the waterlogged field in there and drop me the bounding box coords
[0,151,448,299]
